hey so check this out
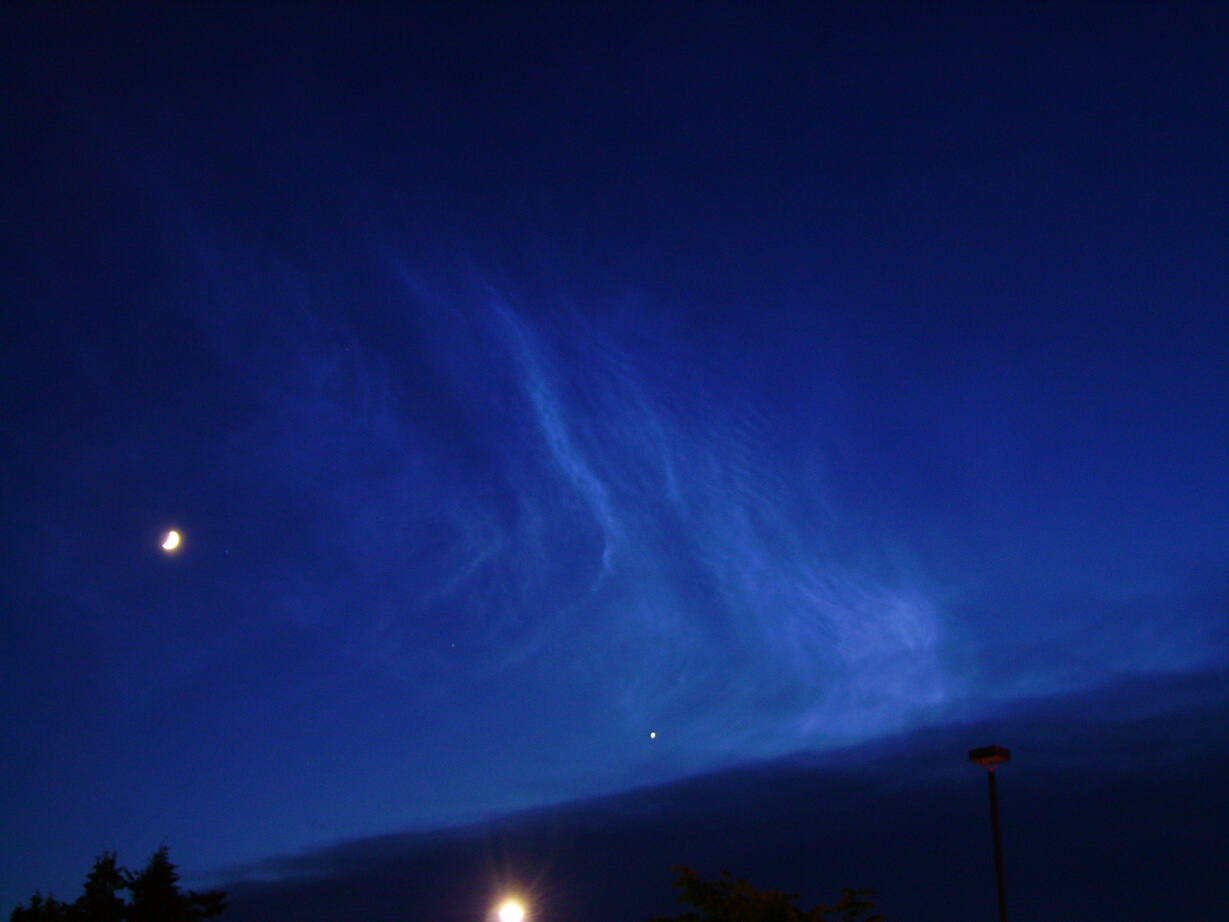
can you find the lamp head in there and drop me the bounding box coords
[969,745,1011,768]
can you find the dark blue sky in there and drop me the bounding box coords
[1,3,1226,918]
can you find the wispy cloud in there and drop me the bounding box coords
[448,289,953,761]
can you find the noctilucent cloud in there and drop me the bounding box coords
[1,1,1225,910]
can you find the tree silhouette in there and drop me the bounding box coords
[75,853,126,922]
[126,849,224,922]
[9,850,225,922]
[9,894,69,922]
[651,866,883,922]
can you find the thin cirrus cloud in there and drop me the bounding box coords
[280,270,945,745]
[178,244,954,783]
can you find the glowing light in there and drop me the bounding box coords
[497,900,525,922]
[650,731,656,739]
[161,530,181,552]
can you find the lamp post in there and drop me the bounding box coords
[969,745,1011,922]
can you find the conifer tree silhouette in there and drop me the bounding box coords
[10,849,225,922]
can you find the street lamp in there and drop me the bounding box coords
[496,899,525,922]
[969,745,1011,922]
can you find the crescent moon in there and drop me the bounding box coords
[162,530,181,551]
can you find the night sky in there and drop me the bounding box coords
[2,3,1226,920]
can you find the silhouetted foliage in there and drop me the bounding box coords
[9,850,225,922]
[76,853,126,922]
[10,894,70,922]
[651,866,882,922]
[127,849,225,922]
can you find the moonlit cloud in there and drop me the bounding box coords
[494,302,625,575]
[171,244,954,777]
[381,276,950,762]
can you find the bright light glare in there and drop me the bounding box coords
[498,900,525,922]
[162,530,181,551]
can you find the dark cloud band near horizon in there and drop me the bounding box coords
[213,666,1229,922]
